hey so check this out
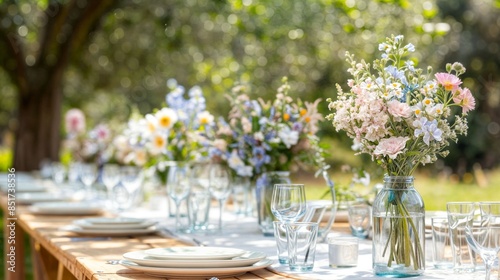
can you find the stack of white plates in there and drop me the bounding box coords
[17,192,75,205]
[63,217,158,236]
[120,246,272,278]
[29,201,104,215]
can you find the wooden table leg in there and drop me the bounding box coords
[4,217,25,280]
[31,240,60,280]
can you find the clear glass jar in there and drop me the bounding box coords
[372,176,425,277]
[256,171,291,236]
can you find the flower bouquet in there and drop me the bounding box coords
[63,108,113,164]
[122,79,215,181]
[211,77,326,234]
[326,35,475,276]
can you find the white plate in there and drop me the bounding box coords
[143,246,246,260]
[17,192,74,204]
[119,258,273,278]
[1,183,46,193]
[123,250,266,268]
[61,225,158,236]
[82,217,146,225]
[28,202,103,215]
[73,218,157,230]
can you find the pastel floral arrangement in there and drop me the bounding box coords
[210,77,325,180]
[326,34,475,273]
[326,35,475,176]
[118,79,215,178]
[63,108,112,163]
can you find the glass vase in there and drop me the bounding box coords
[256,171,291,236]
[372,175,425,277]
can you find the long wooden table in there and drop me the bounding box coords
[2,193,349,280]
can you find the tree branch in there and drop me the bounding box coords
[49,0,118,88]
[0,3,29,96]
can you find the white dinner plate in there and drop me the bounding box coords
[1,182,46,193]
[73,218,157,230]
[61,225,158,236]
[123,250,266,268]
[143,246,246,260]
[17,192,74,205]
[119,258,273,278]
[82,217,146,225]
[28,202,104,215]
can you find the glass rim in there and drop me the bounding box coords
[273,184,304,188]
[478,201,500,205]
[285,221,318,226]
[446,201,475,205]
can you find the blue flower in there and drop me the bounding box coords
[413,117,442,145]
[250,146,270,174]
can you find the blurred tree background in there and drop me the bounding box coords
[0,0,499,175]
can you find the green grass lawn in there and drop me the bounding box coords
[298,168,500,211]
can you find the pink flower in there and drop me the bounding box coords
[453,88,475,114]
[92,124,110,143]
[374,136,409,159]
[65,109,86,135]
[387,100,412,120]
[434,73,462,92]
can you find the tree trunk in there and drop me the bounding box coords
[13,85,62,171]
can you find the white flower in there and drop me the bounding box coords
[278,126,299,148]
[147,132,167,155]
[155,108,178,130]
[228,150,245,170]
[197,111,214,126]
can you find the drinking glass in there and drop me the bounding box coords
[67,161,81,184]
[447,202,477,273]
[465,202,500,280]
[102,164,121,209]
[208,164,231,232]
[79,163,98,199]
[347,201,371,238]
[286,222,319,271]
[271,184,306,223]
[187,162,211,232]
[166,164,191,232]
[431,217,454,269]
[51,162,66,184]
[232,176,253,216]
[119,166,144,210]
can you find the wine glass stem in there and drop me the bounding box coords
[218,199,224,231]
[485,263,491,280]
[174,201,181,231]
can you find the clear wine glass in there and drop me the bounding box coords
[79,163,98,199]
[102,164,121,210]
[208,163,231,232]
[166,164,191,232]
[67,161,81,184]
[271,184,307,223]
[465,202,500,280]
[51,162,66,184]
[119,166,143,210]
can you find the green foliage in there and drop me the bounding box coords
[0,0,499,172]
[0,148,12,171]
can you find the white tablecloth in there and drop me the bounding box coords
[123,204,488,280]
